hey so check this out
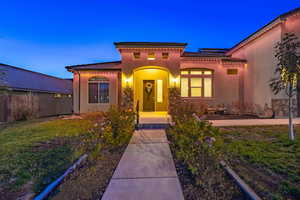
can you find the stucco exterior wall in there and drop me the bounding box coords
[73,70,120,113]
[284,14,300,37]
[231,24,284,110]
[119,48,182,77]
[180,59,244,107]
[73,72,80,113]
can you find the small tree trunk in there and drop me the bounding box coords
[288,86,295,141]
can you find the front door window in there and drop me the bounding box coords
[156,80,163,103]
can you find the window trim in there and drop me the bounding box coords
[227,68,238,75]
[180,69,214,98]
[133,52,141,59]
[88,76,110,104]
[162,52,169,59]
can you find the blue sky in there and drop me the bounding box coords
[0,0,299,78]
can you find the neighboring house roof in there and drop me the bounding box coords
[114,42,187,48]
[227,7,300,55]
[0,63,72,94]
[66,61,122,71]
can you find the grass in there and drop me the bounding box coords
[0,117,94,199]
[219,125,300,200]
[0,108,135,200]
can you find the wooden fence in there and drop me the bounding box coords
[0,91,72,122]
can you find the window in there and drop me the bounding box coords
[181,71,189,75]
[88,77,109,103]
[147,52,155,60]
[162,52,169,59]
[180,77,189,97]
[54,93,62,98]
[180,69,213,98]
[227,68,238,75]
[157,80,163,103]
[133,52,140,59]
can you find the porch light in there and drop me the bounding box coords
[172,76,180,87]
[123,76,133,87]
[147,52,156,60]
[125,77,131,83]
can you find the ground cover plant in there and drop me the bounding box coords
[0,106,135,200]
[219,125,300,200]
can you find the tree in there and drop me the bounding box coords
[270,33,300,141]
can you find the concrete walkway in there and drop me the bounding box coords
[210,117,300,127]
[101,129,184,200]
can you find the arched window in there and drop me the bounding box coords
[180,69,213,98]
[88,76,109,103]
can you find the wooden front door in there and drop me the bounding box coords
[143,80,155,111]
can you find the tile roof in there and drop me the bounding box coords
[183,48,229,57]
[66,61,122,70]
[0,64,72,94]
[114,42,187,48]
[182,49,246,62]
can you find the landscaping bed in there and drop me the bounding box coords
[0,107,135,200]
[166,119,246,200]
[52,107,135,200]
[219,125,300,200]
[51,146,126,200]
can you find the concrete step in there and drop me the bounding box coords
[136,123,170,130]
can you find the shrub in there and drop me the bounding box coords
[102,106,135,147]
[168,87,205,123]
[77,106,135,159]
[168,118,239,199]
[121,87,134,110]
[169,118,220,172]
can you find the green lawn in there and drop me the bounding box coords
[219,125,300,200]
[0,117,94,199]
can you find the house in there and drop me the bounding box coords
[66,7,300,117]
[0,64,73,122]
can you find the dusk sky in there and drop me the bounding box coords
[0,1,299,78]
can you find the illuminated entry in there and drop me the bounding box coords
[157,80,163,103]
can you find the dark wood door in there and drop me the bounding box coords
[143,80,155,111]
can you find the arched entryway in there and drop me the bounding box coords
[133,66,169,112]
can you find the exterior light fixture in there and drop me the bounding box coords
[147,52,155,60]
[172,76,180,87]
[123,75,132,87]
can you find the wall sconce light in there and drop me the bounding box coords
[124,76,132,87]
[125,78,131,83]
[172,76,180,87]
